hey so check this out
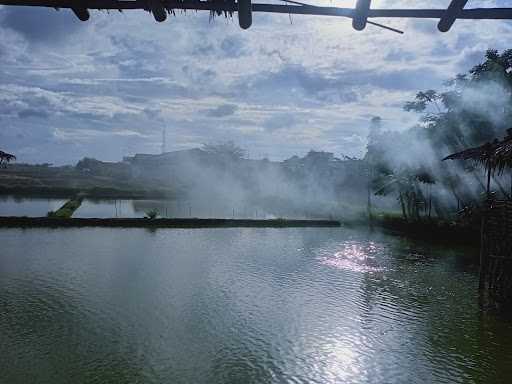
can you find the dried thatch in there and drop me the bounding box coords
[443,129,512,175]
[494,134,512,173]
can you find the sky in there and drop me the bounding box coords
[0,0,511,164]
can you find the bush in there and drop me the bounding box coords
[145,210,158,219]
[52,197,83,218]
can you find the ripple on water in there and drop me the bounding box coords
[316,240,387,274]
[0,228,511,384]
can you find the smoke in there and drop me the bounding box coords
[367,70,512,217]
[124,146,370,220]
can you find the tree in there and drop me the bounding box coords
[0,150,16,168]
[374,169,429,222]
[396,49,512,211]
[201,141,247,160]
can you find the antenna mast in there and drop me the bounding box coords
[161,128,167,154]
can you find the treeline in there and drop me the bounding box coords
[365,49,512,222]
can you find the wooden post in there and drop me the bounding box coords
[487,162,492,199]
[438,0,468,32]
[479,162,492,293]
[353,0,371,31]
[428,185,432,218]
[479,212,487,291]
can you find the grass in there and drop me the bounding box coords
[49,198,83,218]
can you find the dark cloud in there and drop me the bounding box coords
[235,64,443,106]
[384,48,417,62]
[192,41,216,56]
[263,113,298,132]
[0,4,510,164]
[207,104,238,117]
[408,19,438,35]
[220,36,246,57]
[107,36,168,78]
[235,64,359,105]
[18,108,50,119]
[0,8,84,43]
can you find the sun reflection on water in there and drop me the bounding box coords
[317,241,385,273]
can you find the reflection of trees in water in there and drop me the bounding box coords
[294,228,512,382]
[355,237,512,383]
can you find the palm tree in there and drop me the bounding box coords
[374,170,427,222]
[0,150,16,168]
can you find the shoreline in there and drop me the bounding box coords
[0,216,341,229]
[0,186,173,199]
[353,216,480,248]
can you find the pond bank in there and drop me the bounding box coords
[0,217,340,229]
[342,215,480,248]
[0,186,173,199]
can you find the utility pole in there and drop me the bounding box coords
[161,128,167,154]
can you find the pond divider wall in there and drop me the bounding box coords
[0,217,340,229]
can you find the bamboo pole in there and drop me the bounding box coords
[479,162,491,292]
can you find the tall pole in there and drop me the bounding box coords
[161,128,167,154]
[486,162,492,199]
[353,0,371,31]
[480,161,492,293]
[510,171,512,200]
[367,162,372,223]
[438,0,468,32]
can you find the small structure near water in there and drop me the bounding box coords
[481,199,512,305]
[444,130,512,308]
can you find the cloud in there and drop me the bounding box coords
[207,104,238,117]
[263,113,299,132]
[0,8,85,43]
[0,3,512,164]
[18,108,50,119]
[220,36,247,57]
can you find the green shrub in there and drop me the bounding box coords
[53,197,83,218]
[145,210,158,219]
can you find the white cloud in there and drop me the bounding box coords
[0,2,511,163]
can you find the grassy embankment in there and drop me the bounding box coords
[48,197,83,218]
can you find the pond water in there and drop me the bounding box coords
[0,197,170,218]
[0,196,67,217]
[0,227,510,384]
[0,197,279,219]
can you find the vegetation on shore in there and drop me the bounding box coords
[48,198,83,218]
[373,213,479,247]
[363,49,512,232]
[2,50,511,246]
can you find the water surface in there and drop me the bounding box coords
[0,196,67,217]
[0,196,276,219]
[0,228,510,383]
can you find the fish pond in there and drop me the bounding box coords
[0,227,511,383]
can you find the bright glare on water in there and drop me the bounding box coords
[0,227,511,383]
